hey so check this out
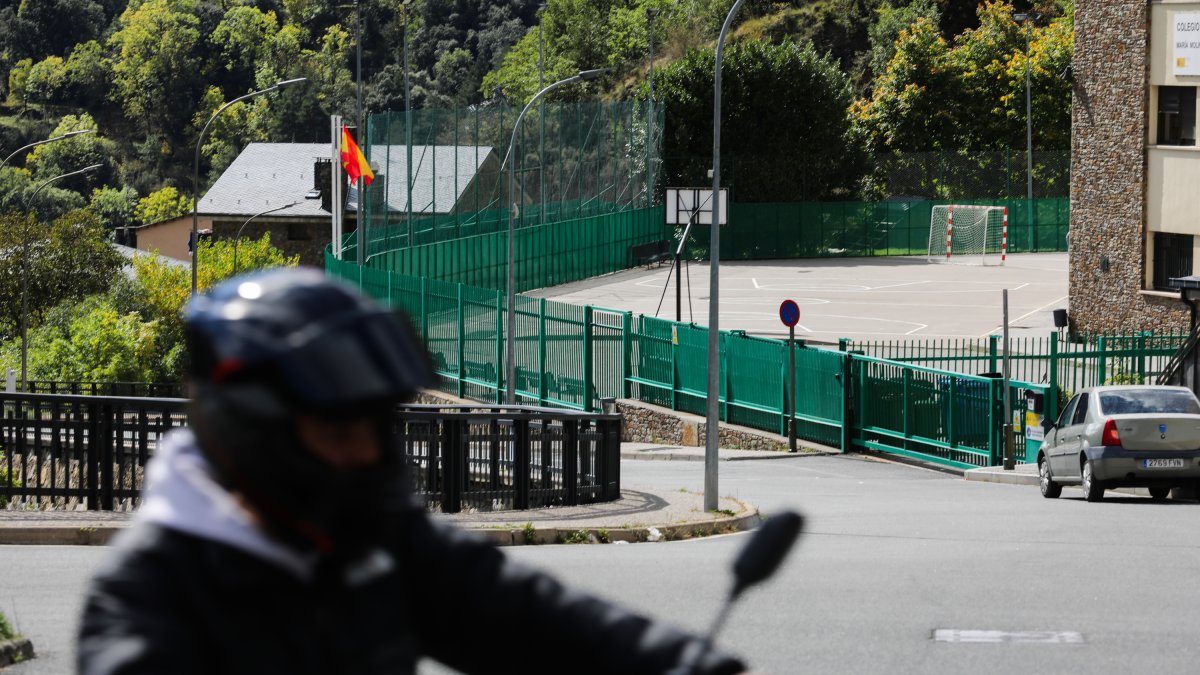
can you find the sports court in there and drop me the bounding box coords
[526,252,1068,345]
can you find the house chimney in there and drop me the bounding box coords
[313,159,332,212]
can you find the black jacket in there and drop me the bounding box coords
[77,431,746,675]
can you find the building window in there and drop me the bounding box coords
[1153,232,1193,291]
[1157,86,1196,146]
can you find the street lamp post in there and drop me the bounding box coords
[403,0,414,245]
[233,201,300,274]
[706,0,745,512]
[1014,11,1042,252]
[192,78,306,295]
[646,7,660,208]
[20,163,102,389]
[538,2,547,224]
[503,68,609,405]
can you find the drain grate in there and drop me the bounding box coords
[932,630,1084,644]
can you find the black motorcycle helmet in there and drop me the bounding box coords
[183,267,436,555]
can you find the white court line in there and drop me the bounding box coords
[978,294,1069,338]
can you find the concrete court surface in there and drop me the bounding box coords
[525,252,1068,345]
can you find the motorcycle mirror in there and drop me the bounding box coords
[731,511,803,599]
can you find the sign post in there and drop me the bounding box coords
[779,299,800,453]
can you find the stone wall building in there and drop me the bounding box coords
[1071,0,1200,334]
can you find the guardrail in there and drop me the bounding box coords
[0,394,622,514]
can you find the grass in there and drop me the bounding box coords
[0,610,16,641]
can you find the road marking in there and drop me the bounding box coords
[933,629,1084,644]
[978,294,1069,338]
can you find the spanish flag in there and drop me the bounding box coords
[340,125,374,186]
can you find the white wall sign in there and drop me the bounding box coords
[1175,12,1200,76]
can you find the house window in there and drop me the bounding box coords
[1153,232,1193,291]
[1157,86,1196,146]
[287,222,311,241]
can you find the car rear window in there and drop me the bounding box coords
[1099,390,1200,415]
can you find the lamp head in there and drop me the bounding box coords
[274,77,308,90]
[578,68,612,81]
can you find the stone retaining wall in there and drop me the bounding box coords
[616,399,791,451]
[414,391,794,451]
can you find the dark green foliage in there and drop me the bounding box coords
[654,40,865,202]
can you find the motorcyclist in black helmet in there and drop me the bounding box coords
[76,267,747,675]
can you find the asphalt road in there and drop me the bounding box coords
[4,454,1199,674]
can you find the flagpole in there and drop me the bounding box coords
[332,114,343,260]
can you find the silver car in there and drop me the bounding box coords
[1039,385,1200,501]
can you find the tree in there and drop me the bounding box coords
[25,114,114,192]
[128,233,299,380]
[135,187,192,225]
[89,186,140,233]
[24,56,69,105]
[655,40,864,201]
[852,16,955,153]
[867,0,940,81]
[63,41,109,110]
[107,0,209,140]
[0,209,122,341]
[11,295,164,384]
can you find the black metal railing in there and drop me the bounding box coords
[0,394,622,514]
[19,381,186,398]
[0,392,189,511]
[397,405,622,513]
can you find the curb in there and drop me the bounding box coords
[0,526,124,546]
[0,637,34,668]
[463,501,761,547]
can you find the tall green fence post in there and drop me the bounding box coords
[583,305,594,411]
[419,276,427,339]
[902,369,911,442]
[670,324,678,411]
[495,290,505,404]
[1097,336,1108,385]
[1137,331,1148,382]
[456,284,465,399]
[947,377,957,450]
[538,298,547,405]
[779,341,788,437]
[988,335,999,374]
[622,312,632,399]
[840,353,852,452]
[722,332,731,423]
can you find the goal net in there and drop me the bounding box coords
[926,205,1007,265]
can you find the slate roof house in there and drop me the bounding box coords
[130,142,506,267]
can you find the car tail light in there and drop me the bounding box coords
[1102,419,1122,447]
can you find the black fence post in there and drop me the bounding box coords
[563,419,578,506]
[600,417,621,501]
[85,399,101,511]
[98,401,115,511]
[514,419,530,510]
[442,418,463,513]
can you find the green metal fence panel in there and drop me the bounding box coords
[846,331,1187,398]
[851,355,999,469]
[791,344,845,447]
[675,198,1068,261]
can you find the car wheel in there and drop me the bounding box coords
[1039,458,1062,499]
[1081,460,1104,502]
[1149,486,1171,501]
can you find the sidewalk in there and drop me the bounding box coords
[0,444,811,547]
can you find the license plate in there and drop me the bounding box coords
[1143,458,1185,469]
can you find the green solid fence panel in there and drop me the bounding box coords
[673,198,1067,262]
[725,335,785,433]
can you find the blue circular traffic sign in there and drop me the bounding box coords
[779,299,800,328]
